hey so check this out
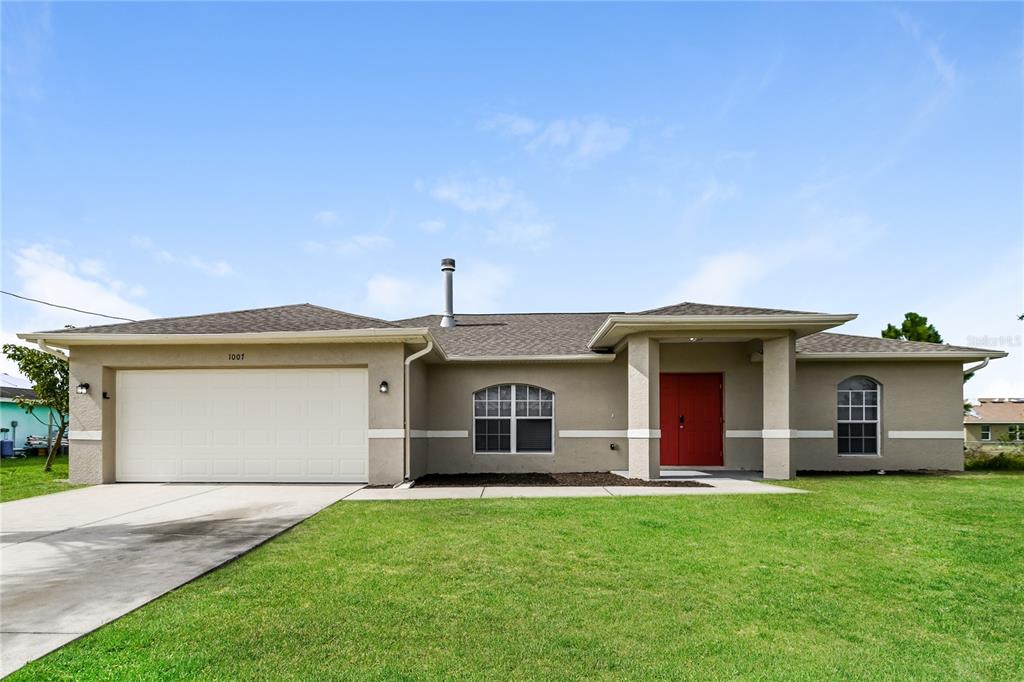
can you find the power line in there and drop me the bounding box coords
[1,290,137,322]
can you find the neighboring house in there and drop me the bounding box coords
[964,399,1024,451]
[0,386,63,449]
[17,259,1007,485]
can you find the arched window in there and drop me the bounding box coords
[473,384,554,454]
[837,376,879,455]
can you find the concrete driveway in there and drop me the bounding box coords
[0,483,360,676]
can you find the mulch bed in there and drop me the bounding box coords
[414,472,711,488]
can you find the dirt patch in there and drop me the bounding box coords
[414,472,711,488]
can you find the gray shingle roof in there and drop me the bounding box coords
[795,332,999,355]
[638,302,823,316]
[28,301,999,360]
[395,313,614,357]
[39,304,398,335]
[1,386,37,400]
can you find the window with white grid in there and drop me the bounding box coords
[473,384,553,453]
[837,376,879,455]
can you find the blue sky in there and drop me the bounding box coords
[2,2,1021,399]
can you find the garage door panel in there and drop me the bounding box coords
[116,369,370,483]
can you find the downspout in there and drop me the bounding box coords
[964,357,989,377]
[403,339,433,481]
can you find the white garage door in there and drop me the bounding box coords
[116,368,369,482]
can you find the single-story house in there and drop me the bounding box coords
[18,259,1007,485]
[1,386,65,451]
[964,398,1024,451]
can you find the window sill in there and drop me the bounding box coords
[838,453,881,458]
[474,452,554,456]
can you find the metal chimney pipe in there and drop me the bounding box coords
[440,258,456,327]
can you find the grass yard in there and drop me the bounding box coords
[0,454,82,502]
[11,474,1024,680]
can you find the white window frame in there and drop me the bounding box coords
[472,384,555,455]
[837,377,881,456]
[981,425,991,441]
[1010,425,1023,442]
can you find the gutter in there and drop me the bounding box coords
[403,339,433,481]
[34,340,69,360]
[16,327,431,347]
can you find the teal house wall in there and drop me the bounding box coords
[1,400,62,446]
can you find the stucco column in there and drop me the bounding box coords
[68,359,114,484]
[627,334,660,480]
[762,333,795,480]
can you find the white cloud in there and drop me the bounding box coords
[333,234,393,255]
[922,251,1023,402]
[664,229,857,306]
[891,9,957,88]
[430,176,514,213]
[667,251,766,305]
[528,117,631,163]
[480,113,538,137]
[314,210,339,226]
[417,219,445,233]
[364,262,511,318]
[304,234,393,255]
[3,244,157,381]
[487,220,552,249]
[8,244,155,329]
[680,178,740,226]
[131,235,235,277]
[482,114,631,164]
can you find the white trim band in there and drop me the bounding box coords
[726,429,834,439]
[559,430,628,438]
[626,428,662,439]
[367,429,405,439]
[409,430,469,439]
[69,430,102,441]
[888,431,964,439]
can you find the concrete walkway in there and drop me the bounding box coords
[0,483,360,676]
[344,475,803,501]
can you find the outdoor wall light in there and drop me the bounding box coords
[76,383,90,395]
[378,381,389,394]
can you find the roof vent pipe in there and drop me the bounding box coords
[440,258,456,328]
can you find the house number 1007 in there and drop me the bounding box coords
[228,353,245,361]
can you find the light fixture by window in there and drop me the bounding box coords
[76,383,90,395]
[378,381,389,394]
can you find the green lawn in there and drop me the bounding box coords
[0,454,83,502]
[12,474,1024,680]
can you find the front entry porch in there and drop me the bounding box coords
[626,332,797,481]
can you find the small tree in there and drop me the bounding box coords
[2,345,69,471]
[882,312,943,343]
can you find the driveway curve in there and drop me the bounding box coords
[0,483,360,676]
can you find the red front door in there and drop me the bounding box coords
[660,373,723,466]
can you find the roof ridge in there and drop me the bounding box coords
[302,304,399,328]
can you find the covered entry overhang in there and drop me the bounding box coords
[594,313,858,481]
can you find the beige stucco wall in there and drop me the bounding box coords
[420,355,628,474]
[65,337,970,484]
[791,360,965,471]
[67,342,407,485]
[965,423,1023,450]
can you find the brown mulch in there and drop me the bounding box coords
[414,472,711,488]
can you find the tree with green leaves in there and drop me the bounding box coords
[882,312,943,343]
[2,345,69,471]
